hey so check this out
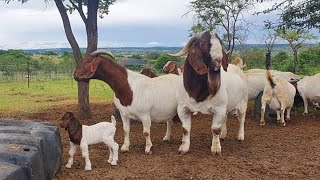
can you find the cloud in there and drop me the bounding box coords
[146,41,160,46]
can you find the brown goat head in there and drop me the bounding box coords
[60,112,82,145]
[74,50,115,81]
[60,112,80,134]
[163,61,179,75]
[168,31,229,75]
[140,68,157,78]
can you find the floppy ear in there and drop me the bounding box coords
[68,118,79,134]
[222,50,229,72]
[168,63,177,73]
[188,46,208,75]
[80,59,99,79]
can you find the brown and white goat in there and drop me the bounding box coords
[296,74,320,114]
[169,31,248,155]
[59,112,118,170]
[140,67,158,78]
[162,61,183,75]
[260,70,296,126]
[73,50,181,154]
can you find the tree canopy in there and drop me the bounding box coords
[256,0,320,29]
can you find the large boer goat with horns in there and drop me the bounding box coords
[73,50,180,154]
[169,31,248,155]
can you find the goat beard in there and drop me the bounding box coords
[207,66,221,96]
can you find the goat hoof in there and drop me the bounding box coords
[178,150,188,155]
[211,145,221,155]
[145,150,152,155]
[162,136,171,141]
[107,159,112,164]
[281,122,286,127]
[111,161,117,166]
[85,166,92,171]
[120,145,129,152]
[303,112,308,115]
[237,135,244,141]
[211,150,221,156]
[260,122,265,126]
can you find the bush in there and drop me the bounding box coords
[153,54,178,70]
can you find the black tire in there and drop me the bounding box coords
[0,119,63,180]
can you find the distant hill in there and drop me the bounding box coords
[21,44,316,55]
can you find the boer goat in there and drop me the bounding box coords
[140,67,158,78]
[74,50,181,154]
[162,61,183,75]
[260,70,296,126]
[169,31,248,155]
[60,112,118,170]
[296,74,320,114]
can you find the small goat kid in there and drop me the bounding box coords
[73,50,180,154]
[60,112,119,170]
[169,31,248,155]
[260,70,296,126]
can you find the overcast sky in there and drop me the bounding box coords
[0,0,284,49]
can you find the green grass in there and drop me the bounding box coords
[0,79,114,116]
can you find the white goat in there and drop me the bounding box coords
[260,70,296,126]
[232,60,300,101]
[296,74,320,114]
[60,112,119,170]
[169,31,248,155]
[73,51,181,154]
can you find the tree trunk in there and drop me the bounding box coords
[78,81,91,119]
[293,50,298,74]
[54,0,92,119]
[86,0,99,55]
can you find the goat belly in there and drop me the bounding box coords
[269,98,281,110]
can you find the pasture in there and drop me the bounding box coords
[1,79,320,179]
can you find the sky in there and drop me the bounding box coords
[0,0,292,49]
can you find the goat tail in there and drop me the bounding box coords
[266,69,275,88]
[111,115,116,126]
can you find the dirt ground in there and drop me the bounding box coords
[5,102,320,179]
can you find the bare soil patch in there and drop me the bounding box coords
[4,102,320,179]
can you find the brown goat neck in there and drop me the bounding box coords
[68,122,82,145]
[94,58,133,106]
[183,60,210,102]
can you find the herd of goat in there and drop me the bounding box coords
[60,31,320,170]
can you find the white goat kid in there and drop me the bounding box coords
[60,112,118,170]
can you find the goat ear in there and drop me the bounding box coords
[81,61,99,79]
[189,47,208,75]
[68,118,79,134]
[169,63,177,73]
[222,50,229,72]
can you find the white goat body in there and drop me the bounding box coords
[260,71,296,126]
[244,70,300,101]
[176,64,248,154]
[297,74,320,114]
[115,70,181,154]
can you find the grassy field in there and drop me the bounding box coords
[0,79,114,117]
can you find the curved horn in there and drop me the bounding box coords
[167,33,201,57]
[91,50,115,60]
